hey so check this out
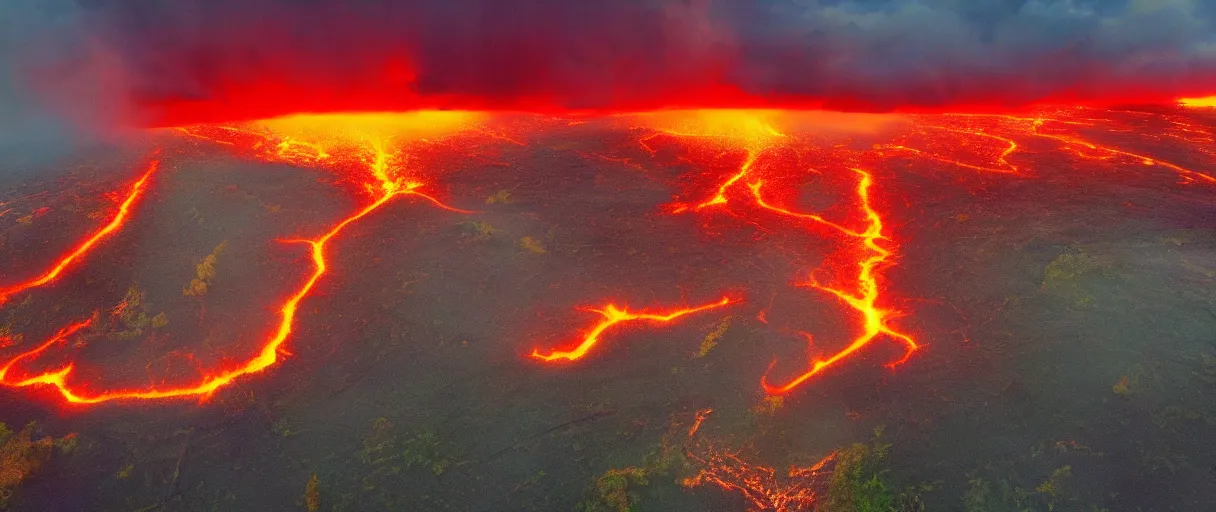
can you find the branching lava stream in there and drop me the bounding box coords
[0,112,480,403]
[0,107,1210,408]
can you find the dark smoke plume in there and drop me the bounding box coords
[5,0,1216,129]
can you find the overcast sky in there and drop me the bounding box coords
[2,0,1214,130]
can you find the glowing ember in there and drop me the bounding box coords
[683,409,838,512]
[530,297,735,362]
[685,449,838,512]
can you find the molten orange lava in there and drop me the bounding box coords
[1179,96,1216,108]
[757,169,918,395]
[887,110,1215,183]
[0,113,478,403]
[3,105,1211,405]
[619,110,919,395]
[0,160,159,304]
[0,318,93,386]
[1032,129,1215,184]
[530,297,734,362]
[880,124,1021,174]
[632,110,788,210]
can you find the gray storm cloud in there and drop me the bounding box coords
[1,0,1214,130]
[727,0,1216,108]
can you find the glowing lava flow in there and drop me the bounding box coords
[699,149,762,209]
[889,110,1215,183]
[0,160,159,304]
[1030,126,1216,184]
[0,113,477,403]
[625,111,919,395]
[747,180,860,236]
[3,107,1210,404]
[0,318,93,386]
[1180,96,1216,108]
[880,125,1021,174]
[753,170,918,395]
[535,111,920,394]
[530,297,734,362]
[633,110,788,211]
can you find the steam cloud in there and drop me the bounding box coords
[4,0,1216,129]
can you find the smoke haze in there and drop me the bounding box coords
[3,0,1215,129]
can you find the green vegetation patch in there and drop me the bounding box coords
[820,436,897,512]
[109,285,168,340]
[1041,249,1114,306]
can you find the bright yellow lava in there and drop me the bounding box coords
[251,111,483,143]
[1179,96,1216,108]
[631,109,788,144]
